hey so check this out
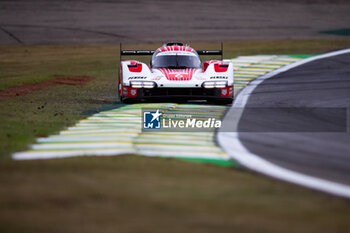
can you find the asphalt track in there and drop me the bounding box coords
[220,50,350,192]
[1,0,350,45]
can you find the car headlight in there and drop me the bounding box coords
[203,81,227,88]
[130,81,156,88]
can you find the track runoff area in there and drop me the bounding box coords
[13,55,304,165]
[14,52,350,198]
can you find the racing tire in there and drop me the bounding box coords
[211,98,233,105]
[121,98,139,104]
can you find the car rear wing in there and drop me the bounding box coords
[121,50,155,56]
[196,50,222,55]
[120,50,222,55]
[120,42,224,59]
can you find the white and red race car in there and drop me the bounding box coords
[118,42,234,104]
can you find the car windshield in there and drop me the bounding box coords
[152,54,201,69]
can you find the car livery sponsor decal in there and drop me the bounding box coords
[220,86,233,97]
[210,76,228,79]
[128,76,147,80]
[221,89,228,96]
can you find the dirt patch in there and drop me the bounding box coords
[0,76,94,99]
[52,76,94,86]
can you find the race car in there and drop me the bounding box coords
[118,42,234,104]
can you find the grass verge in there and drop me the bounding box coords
[1,156,350,233]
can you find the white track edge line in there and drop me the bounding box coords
[218,48,350,199]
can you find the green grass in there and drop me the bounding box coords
[0,45,120,156]
[1,156,350,233]
[1,39,350,232]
